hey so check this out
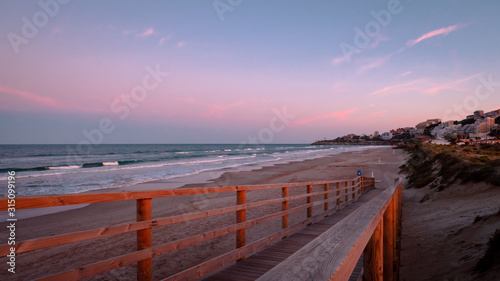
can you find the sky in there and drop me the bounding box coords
[1,0,500,144]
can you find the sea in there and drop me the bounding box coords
[0,144,376,196]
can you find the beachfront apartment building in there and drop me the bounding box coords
[470,117,495,138]
[474,110,484,119]
[479,117,495,133]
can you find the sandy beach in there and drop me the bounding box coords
[0,147,405,280]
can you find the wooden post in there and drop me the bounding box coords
[383,196,395,281]
[323,183,329,211]
[352,180,356,200]
[282,187,289,230]
[336,182,341,210]
[358,177,362,195]
[345,181,349,203]
[137,198,152,281]
[395,184,402,280]
[236,190,246,259]
[364,218,384,281]
[307,184,313,218]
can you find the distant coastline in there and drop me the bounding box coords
[311,140,395,146]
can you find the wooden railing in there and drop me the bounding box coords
[256,178,403,281]
[0,176,374,280]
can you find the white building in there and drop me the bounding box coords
[381,132,393,140]
[431,124,462,139]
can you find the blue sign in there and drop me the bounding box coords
[357,170,361,176]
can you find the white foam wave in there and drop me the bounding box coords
[48,165,82,170]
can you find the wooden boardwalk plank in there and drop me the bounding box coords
[203,189,382,281]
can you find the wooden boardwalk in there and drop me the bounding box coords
[0,176,404,281]
[204,189,383,281]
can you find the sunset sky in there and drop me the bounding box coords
[1,0,500,144]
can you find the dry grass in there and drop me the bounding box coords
[400,143,500,189]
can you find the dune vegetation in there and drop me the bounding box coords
[399,143,500,190]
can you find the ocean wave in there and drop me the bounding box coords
[0,166,49,173]
[48,165,82,170]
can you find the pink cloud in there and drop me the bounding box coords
[0,84,59,106]
[423,73,482,95]
[138,28,154,37]
[357,110,387,121]
[206,100,245,118]
[177,41,186,48]
[371,111,387,118]
[399,71,412,77]
[370,79,424,96]
[406,24,463,47]
[358,56,390,74]
[293,108,357,126]
[158,35,173,45]
[332,56,348,65]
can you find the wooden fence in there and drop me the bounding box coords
[0,176,374,280]
[257,178,403,281]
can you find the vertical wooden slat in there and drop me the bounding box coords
[307,184,313,218]
[282,187,289,229]
[236,189,246,261]
[364,218,384,281]
[336,182,341,210]
[323,183,329,211]
[137,198,152,281]
[383,196,395,281]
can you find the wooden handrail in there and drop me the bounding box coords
[0,179,362,210]
[0,187,359,256]
[0,176,376,281]
[256,178,402,281]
